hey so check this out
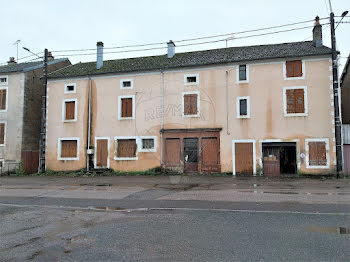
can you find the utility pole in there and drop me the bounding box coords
[38,49,48,173]
[330,12,343,177]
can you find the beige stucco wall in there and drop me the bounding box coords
[46,56,336,174]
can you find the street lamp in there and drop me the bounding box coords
[22,47,42,59]
[335,11,349,29]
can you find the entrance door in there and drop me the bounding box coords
[165,138,181,171]
[96,139,108,168]
[184,138,198,172]
[234,142,254,175]
[263,146,280,176]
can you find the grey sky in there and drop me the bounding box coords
[1,0,349,73]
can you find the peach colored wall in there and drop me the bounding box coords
[46,56,335,174]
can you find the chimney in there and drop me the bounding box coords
[313,16,323,47]
[167,40,175,58]
[47,52,54,61]
[7,57,16,65]
[96,41,104,69]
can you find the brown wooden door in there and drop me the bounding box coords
[344,145,350,175]
[201,137,220,172]
[184,138,198,172]
[165,138,181,168]
[96,139,108,168]
[263,147,280,176]
[235,142,253,175]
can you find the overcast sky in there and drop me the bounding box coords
[1,0,349,72]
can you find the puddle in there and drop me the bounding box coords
[305,226,350,235]
[94,206,125,211]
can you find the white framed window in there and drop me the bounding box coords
[184,74,199,85]
[58,137,80,161]
[305,138,330,169]
[138,136,157,152]
[0,121,6,146]
[114,136,138,160]
[120,79,134,90]
[182,91,200,118]
[236,96,250,118]
[0,76,8,86]
[236,64,249,83]
[0,86,8,112]
[62,98,78,122]
[118,95,135,120]
[64,83,76,94]
[283,86,308,117]
[283,60,305,80]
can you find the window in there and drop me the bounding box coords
[58,138,79,160]
[284,60,304,79]
[0,88,7,111]
[118,95,135,119]
[0,122,6,146]
[62,99,77,122]
[236,64,249,83]
[120,79,133,90]
[139,136,157,152]
[182,91,200,117]
[184,74,199,85]
[0,76,8,85]
[64,83,76,94]
[305,138,329,169]
[283,86,308,116]
[115,138,138,160]
[236,96,250,118]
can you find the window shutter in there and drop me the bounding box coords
[286,89,296,114]
[0,123,4,144]
[121,98,127,117]
[309,142,327,166]
[121,98,133,117]
[286,61,294,77]
[117,139,136,157]
[184,94,197,115]
[293,60,302,77]
[190,94,197,115]
[61,140,77,158]
[0,89,6,110]
[65,101,75,120]
[294,89,305,113]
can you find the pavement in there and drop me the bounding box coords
[1,175,350,261]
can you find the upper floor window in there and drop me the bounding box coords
[62,99,77,122]
[0,122,6,146]
[184,74,199,85]
[236,65,249,83]
[182,91,200,117]
[236,96,250,118]
[0,88,7,111]
[284,60,304,79]
[118,95,135,120]
[120,79,133,90]
[283,86,308,117]
[0,76,8,85]
[64,83,76,94]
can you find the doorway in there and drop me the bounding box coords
[183,138,198,173]
[95,138,109,168]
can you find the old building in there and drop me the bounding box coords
[0,56,70,173]
[341,54,350,175]
[46,18,336,176]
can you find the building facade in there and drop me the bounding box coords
[0,57,70,173]
[341,54,350,175]
[46,21,336,176]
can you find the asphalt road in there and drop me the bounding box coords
[0,206,349,261]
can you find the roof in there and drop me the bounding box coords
[0,58,69,74]
[48,41,332,79]
[340,54,350,85]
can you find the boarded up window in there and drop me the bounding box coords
[142,139,154,149]
[239,65,247,81]
[239,99,248,116]
[61,140,77,158]
[286,60,302,77]
[0,123,5,144]
[309,142,327,166]
[117,139,137,157]
[121,98,133,118]
[0,89,6,110]
[65,101,75,120]
[184,94,198,115]
[286,89,305,114]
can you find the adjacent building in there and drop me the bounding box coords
[0,56,70,173]
[341,54,350,175]
[46,18,336,176]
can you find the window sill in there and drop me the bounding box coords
[118,117,135,120]
[284,113,308,117]
[306,165,329,169]
[58,157,79,161]
[63,119,77,123]
[237,80,249,84]
[237,116,250,119]
[139,148,157,153]
[284,76,305,80]
[182,113,200,118]
[114,157,138,161]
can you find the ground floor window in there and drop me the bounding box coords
[305,138,329,168]
[139,136,157,152]
[115,137,138,160]
[0,122,6,146]
[58,138,79,160]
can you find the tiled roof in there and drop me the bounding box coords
[48,41,332,79]
[0,58,69,74]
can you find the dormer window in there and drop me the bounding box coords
[120,79,134,90]
[184,74,199,85]
[64,83,76,94]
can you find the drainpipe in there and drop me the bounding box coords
[86,76,92,171]
[226,71,230,135]
[160,70,164,167]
